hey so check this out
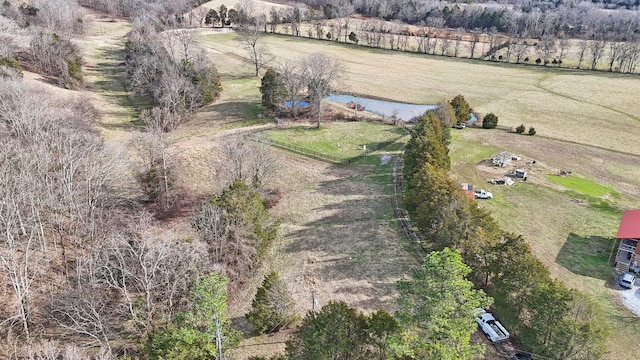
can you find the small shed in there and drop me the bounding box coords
[491,152,514,167]
[611,209,640,272]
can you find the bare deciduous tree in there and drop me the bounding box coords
[96,213,213,338]
[512,40,530,64]
[467,30,482,59]
[577,38,589,69]
[589,38,608,70]
[240,18,273,77]
[221,135,280,188]
[557,37,570,66]
[301,53,344,128]
[278,60,306,117]
[536,35,556,66]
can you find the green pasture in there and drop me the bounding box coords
[262,122,407,160]
[545,173,618,198]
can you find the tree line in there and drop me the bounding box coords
[246,247,492,360]
[401,95,609,359]
[303,0,640,40]
[252,0,640,74]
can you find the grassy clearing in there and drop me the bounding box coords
[198,31,640,156]
[262,122,406,159]
[545,174,618,198]
[227,146,416,359]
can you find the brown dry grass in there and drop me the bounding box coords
[198,31,640,157]
[226,150,416,359]
[78,11,138,144]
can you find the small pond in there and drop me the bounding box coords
[326,94,477,123]
[284,100,310,108]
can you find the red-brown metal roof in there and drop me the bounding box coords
[616,209,640,239]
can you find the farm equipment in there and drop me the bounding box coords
[506,169,528,181]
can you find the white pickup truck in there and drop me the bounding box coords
[474,190,493,199]
[474,308,510,343]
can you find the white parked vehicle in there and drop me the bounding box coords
[474,190,493,199]
[619,272,636,289]
[474,308,510,343]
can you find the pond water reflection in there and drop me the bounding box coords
[326,94,477,123]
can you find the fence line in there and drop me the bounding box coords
[248,134,406,165]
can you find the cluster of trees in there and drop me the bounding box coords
[402,97,609,359]
[299,0,640,40]
[0,73,284,357]
[516,123,536,135]
[250,248,490,360]
[260,53,343,127]
[1,0,89,87]
[124,20,222,129]
[1,0,89,35]
[78,0,208,18]
[0,1,284,354]
[29,32,83,88]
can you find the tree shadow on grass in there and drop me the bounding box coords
[87,46,148,129]
[200,100,260,120]
[280,163,416,312]
[556,233,613,281]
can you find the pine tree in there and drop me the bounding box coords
[246,271,299,334]
[449,94,472,123]
[260,68,287,112]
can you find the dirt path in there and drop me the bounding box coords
[80,12,138,144]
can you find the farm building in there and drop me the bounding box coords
[491,151,520,167]
[612,209,640,273]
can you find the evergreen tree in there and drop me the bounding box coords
[403,110,450,182]
[246,271,299,334]
[148,273,239,360]
[395,248,491,360]
[286,302,398,360]
[482,113,498,129]
[449,94,472,123]
[260,68,287,112]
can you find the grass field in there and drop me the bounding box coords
[262,122,406,159]
[198,30,640,156]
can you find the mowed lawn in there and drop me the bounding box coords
[262,122,407,159]
[198,31,640,155]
